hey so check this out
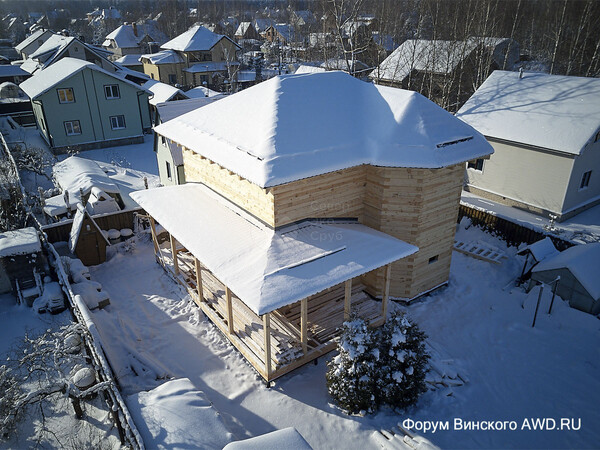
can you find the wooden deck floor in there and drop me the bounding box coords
[156,242,384,382]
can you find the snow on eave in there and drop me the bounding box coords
[532,243,600,300]
[153,71,493,188]
[0,227,41,257]
[131,183,418,316]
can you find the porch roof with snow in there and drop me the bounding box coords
[131,183,418,316]
[153,71,493,188]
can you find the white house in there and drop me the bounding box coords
[456,70,600,221]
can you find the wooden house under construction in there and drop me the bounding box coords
[132,71,493,381]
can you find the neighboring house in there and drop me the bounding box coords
[234,22,261,42]
[143,78,189,124]
[154,95,223,186]
[102,21,167,60]
[531,243,600,315]
[264,24,296,44]
[0,39,19,62]
[370,37,520,111]
[0,82,33,121]
[20,57,151,153]
[456,70,600,221]
[14,28,55,60]
[133,71,492,382]
[114,54,143,72]
[291,10,316,28]
[253,18,275,37]
[140,25,241,91]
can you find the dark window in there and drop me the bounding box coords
[166,161,172,179]
[57,88,75,103]
[109,115,126,130]
[104,84,120,99]
[467,158,484,171]
[64,120,81,136]
[161,136,167,145]
[428,255,439,264]
[168,74,177,84]
[580,171,592,189]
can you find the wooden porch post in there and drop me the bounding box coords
[301,298,308,355]
[170,233,179,275]
[344,279,352,321]
[263,313,272,378]
[149,217,158,254]
[194,258,203,302]
[226,287,234,334]
[382,264,392,322]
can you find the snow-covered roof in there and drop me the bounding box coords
[224,428,311,449]
[53,156,120,199]
[20,57,144,100]
[140,49,183,65]
[114,54,142,66]
[184,85,222,99]
[235,22,253,37]
[0,227,41,257]
[154,71,493,188]
[28,34,73,60]
[518,237,559,263]
[455,71,600,155]
[254,18,275,33]
[131,183,418,315]
[69,204,110,252]
[321,58,369,72]
[370,39,478,82]
[127,378,233,449]
[533,243,600,300]
[15,29,53,53]
[269,24,295,42]
[161,25,238,52]
[156,96,224,123]
[295,64,326,75]
[103,22,167,49]
[142,79,187,105]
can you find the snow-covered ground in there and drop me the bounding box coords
[85,226,600,449]
[462,191,600,244]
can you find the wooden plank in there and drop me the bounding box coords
[263,313,272,378]
[226,287,234,335]
[382,264,391,321]
[301,298,307,355]
[169,233,179,275]
[149,216,159,254]
[194,257,203,302]
[344,279,352,320]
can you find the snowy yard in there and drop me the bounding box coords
[85,224,600,449]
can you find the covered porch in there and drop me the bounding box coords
[132,184,417,382]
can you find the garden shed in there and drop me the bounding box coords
[531,243,600,315]
[69,204,110,266]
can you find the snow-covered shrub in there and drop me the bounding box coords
[327,311,429,414]
[326,317,379,414]
[376,311,429,409]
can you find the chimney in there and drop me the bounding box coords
[132,22,138,37]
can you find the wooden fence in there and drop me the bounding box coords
[458,204,574,251]
[42,208,144,243]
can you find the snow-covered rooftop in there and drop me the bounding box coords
[140,50,183,65]
[533,243,600,300]
[131,183,418,315]
[126,378,233,448]
[142,79,187,105]
[53,156,120,198]
[156,96,224,123]
[161,25,237,52]
[103,22,167,49]
[184,85,222,99]
[455,71,600,155]
[295,65,326,75]
[183,61,238,73]
[154,71,493,188]
[518,237,559,263]
[0,227,41,257]
[114,54,142,66]
[0,65,29,78]
[15,29,53,53]
[20,57,145,100]
[224,428,311,449]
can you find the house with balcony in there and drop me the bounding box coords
[131,71,492,382]
[140,25,240,91]
[20,57,151,153]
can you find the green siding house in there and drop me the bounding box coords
[20,57,151,152]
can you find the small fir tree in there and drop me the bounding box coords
[326,317,379,414]
[377,311,430,409]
